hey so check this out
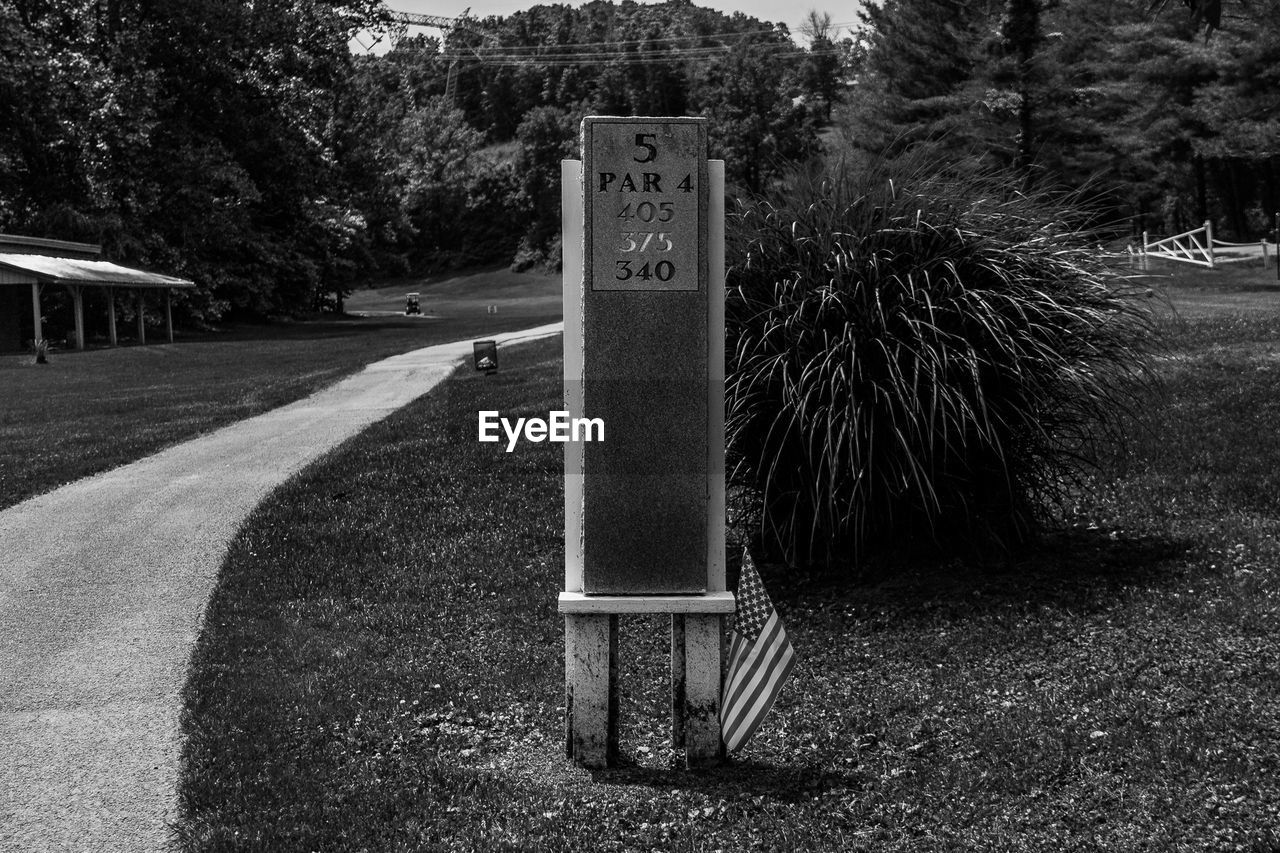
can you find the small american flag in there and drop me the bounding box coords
[721,549,797,752]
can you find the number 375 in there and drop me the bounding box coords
[618,232,672,252]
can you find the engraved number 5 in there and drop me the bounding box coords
[634,133,656,163]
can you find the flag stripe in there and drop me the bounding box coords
[722,614,787,711]
[721,620,793,738]
[721,612,786,715]
[719,550,797,753]
[723,647,795,750]
[723,637,793,739]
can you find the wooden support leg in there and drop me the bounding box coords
[136,290,146,345]
[165,289,173,343]
[565,614,618,768]
[683,614,724,767]
[564,623,575,760]
[107,287,117,346]
[671,614,686,748]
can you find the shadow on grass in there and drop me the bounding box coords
[179,313,545,344]
[589,759,866,801]
[767,527,1201,625]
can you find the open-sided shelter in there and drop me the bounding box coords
[0,234,195,351]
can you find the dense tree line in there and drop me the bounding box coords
[13,0,1271,321]
[0,0,387,319]
[842,0,1280,240]
[0,0,834,319]
[347,0,829,270]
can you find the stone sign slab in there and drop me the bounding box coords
[580,116,709,594]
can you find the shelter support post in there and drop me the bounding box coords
[70,285,85,350]
[31,282,42,344]
[107,287,117,346]
[164,289,173,343]
[136,290,146,345]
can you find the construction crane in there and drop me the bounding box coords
[388,8,469,31]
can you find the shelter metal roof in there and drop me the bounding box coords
[0,253,194,288]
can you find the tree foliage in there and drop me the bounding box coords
[843,0,1280,237]
[0,0,386,319]
[1,1,839,313]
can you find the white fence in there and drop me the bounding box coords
[1137,220,1276,270]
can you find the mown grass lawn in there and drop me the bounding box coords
[0,269,559,511]
[177,276,1280,852]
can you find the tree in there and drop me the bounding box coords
[0,0,386,319]
[795,11,844,122]
[512,104,585,269]
[841,0,999,161]
[693,38,817,193]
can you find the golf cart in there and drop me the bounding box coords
[405,292,421,315]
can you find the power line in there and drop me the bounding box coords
[379,9,844,78]
[436,37,841,63]
[460,27,791,54]
[445,47,840,70]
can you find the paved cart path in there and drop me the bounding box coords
[0,322,562,852]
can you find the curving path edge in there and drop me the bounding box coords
[0,322,562,852]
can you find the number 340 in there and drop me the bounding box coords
[616,260,675,282]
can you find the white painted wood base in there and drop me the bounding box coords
[565,614,618,769]
[559,592,734,614]
[564,605,727,769]
[682,613,724,767]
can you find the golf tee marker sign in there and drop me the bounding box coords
[560,116,729,770]
[583,116,709,593]
[588,120,705,295]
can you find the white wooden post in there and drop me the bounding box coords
[562,159,585,595]
[107,287,117,346]
[565,614,618,768]
[678,159,729,768]
[671,615,686,748]
[708,159,727,597]
[683,614,723,765]
[136,290,146,345]
[1205,220,1215,269]
[30,283,42,344]
[561,157,594,762]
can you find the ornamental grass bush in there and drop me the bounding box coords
[726,156,1159,568]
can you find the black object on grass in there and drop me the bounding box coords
[474,340,498,374]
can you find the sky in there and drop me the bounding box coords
[368,1,865,46]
